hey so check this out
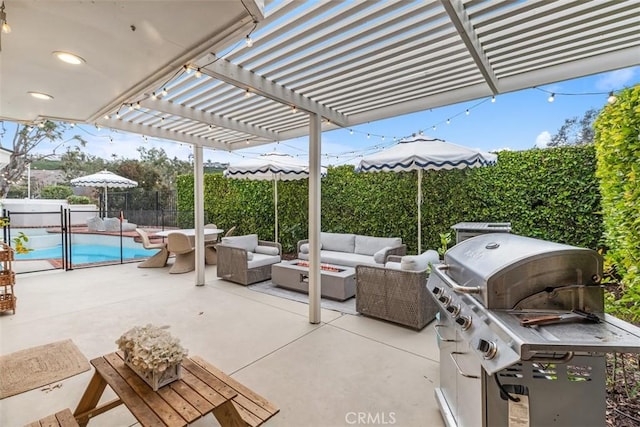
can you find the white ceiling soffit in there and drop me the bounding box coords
[3,0,639,152]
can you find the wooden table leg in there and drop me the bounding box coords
[73,371,108,426]
[212,400,246,427]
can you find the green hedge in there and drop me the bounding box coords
[594,85,640,321]
[178,145,602,255]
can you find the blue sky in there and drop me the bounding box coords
[10,66,640,167]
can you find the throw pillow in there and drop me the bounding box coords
[246,252,254,261]
[400,250,440,271]
[255,245,279,255]
[300,243,309,254]
[373,246,392,264]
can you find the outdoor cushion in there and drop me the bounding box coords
[321,232,355,253]
[318,251,377,268]
[221,234,258,252]
[255,245,279,256]
[384,261,402,270]
[401,250,439,271]
[87,216,105,232]
[246,252,254,261]
[354,236,402,256]
[373,246,393,264]
[247,253,281,269]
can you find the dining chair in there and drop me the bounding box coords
[167,232,195,274]
[136,228,169,268]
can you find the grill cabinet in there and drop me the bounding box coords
[427,233,640,427]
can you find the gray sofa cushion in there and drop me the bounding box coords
[321,232,355,253]
[355,235,402,256]
[401,250,440,271]
[221,234,258,252]
[247,253,281,269]
[319,251,377,268]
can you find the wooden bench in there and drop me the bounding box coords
[191,356,280,426]
[26,408,79,427]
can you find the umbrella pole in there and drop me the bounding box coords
[274,179,279,243]
[104,184,108,218]
[417,169,422,253]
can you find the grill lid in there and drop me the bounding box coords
[444,233,602,309]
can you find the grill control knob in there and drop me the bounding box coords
[431,286,443,296]
[446,304,460,317]
[437,294,451,306]
[455,315,472,330]
[477,339,497,359]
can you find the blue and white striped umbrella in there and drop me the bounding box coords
[355,136,497,252]
[224,152,327,242]
[70,170,137,217]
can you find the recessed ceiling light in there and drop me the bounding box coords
[28,91,54,100]
[52,51,85,65]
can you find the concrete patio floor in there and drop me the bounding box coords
[0,262,444,427]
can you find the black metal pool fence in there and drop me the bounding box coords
[2,207,209,274]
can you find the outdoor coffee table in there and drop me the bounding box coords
[271,259,356,301]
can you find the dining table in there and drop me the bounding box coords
[155,228,224,268]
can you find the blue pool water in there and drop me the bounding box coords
[16,244,158,264]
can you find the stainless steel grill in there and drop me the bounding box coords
[427,233,640,427]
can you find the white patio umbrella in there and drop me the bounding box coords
[355,135,497,253]
[224,152,327,242]
[70,170,138,217]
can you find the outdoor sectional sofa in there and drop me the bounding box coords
[296,232,406,268]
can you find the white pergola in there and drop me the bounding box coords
[2,0,639,323]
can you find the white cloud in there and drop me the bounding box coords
[595,68,637,91]
[535,131,552,148]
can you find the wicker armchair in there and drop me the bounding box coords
[355,256,439,330]
[216,235,282,286]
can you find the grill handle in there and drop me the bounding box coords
[434,324,456,342]
[434,264,481,294]
[450,352,480,379]
[523,352,574,364]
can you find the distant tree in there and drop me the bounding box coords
[136,146,192,191]
[0,120,87,198]
[548,108,598,146]
[114,160,159,191]
[40,185,73,199]
[60,146,107,180]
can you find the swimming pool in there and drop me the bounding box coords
[15,244,159,264]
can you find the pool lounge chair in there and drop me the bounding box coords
[136,228,169,268]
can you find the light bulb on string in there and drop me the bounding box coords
[491,96,496,103]
[446,118,450,125]
[161,88,168,97]
[245,35,253,47]
[465,109,470,115]
[607,92,617,104]
[548,93,555,103]
[194,68,202,78]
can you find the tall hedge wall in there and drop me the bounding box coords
[594,85,640,320]
[178,145,602,255]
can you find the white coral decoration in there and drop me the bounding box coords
[116,324,188,372]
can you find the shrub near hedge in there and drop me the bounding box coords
[594,85,640,321]
[178,145,602,255]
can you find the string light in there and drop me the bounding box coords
[607,91,617,104]
[465,109,470,115]
[548,93,555,103]
[291,106,297,114]
[151,92,157,100]
[134,102,141,109]
[194,68,202,78]
[446,118,450,125]
[245,35,253,47]
[244,89,252,98]
[491,96,496,103]
[161,88,168,97]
